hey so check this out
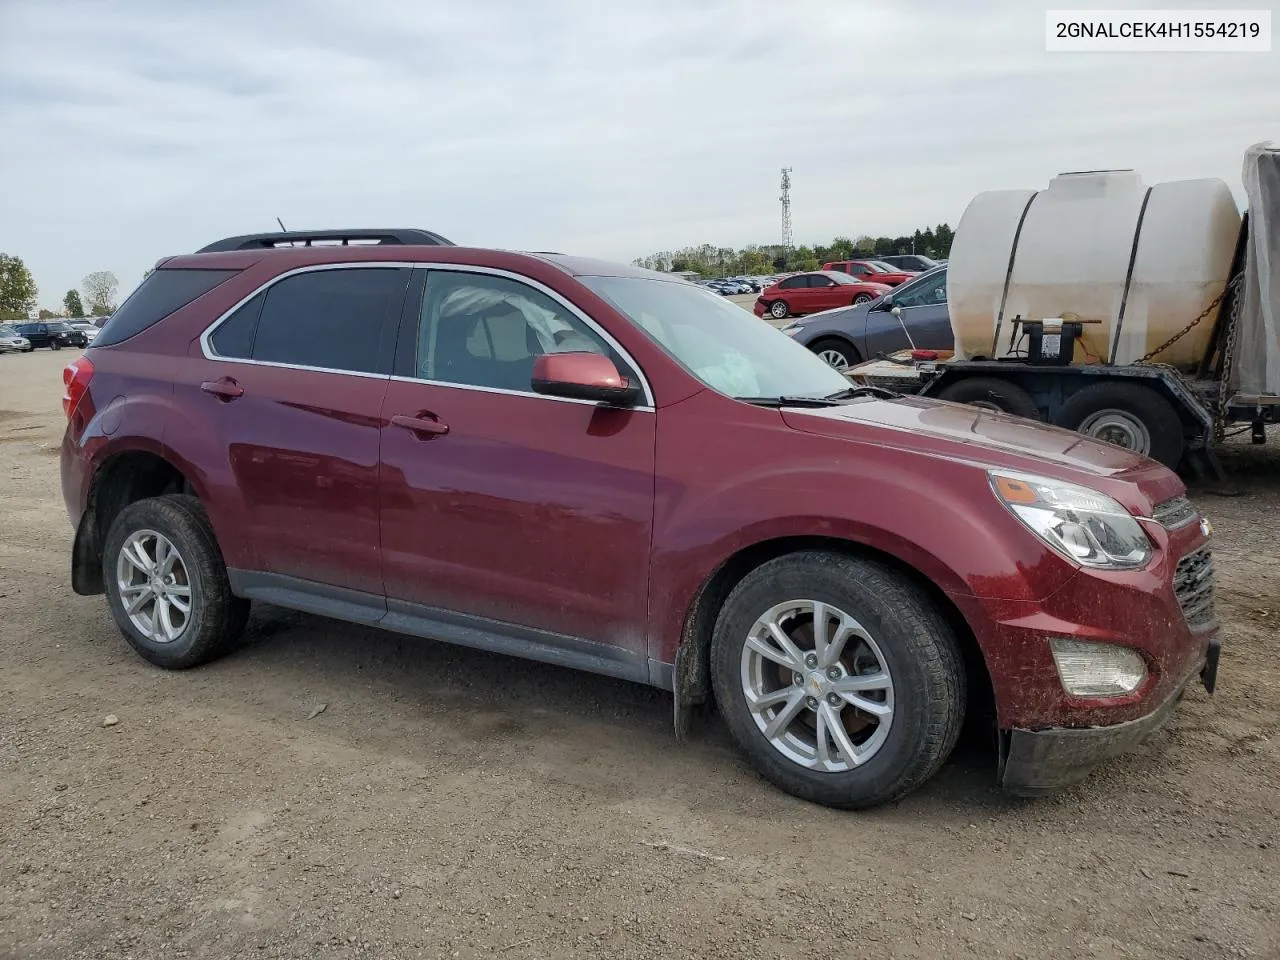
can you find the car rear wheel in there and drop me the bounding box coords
[809,338,858,372]
[1054,382,1184,467]
[769,300,789,319]
[937,376,1041,419]
[103,494,249,669]
[710,551,965,809]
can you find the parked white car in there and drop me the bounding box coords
[69,320,99,343]
[0,324,33,353]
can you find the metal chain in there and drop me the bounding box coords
[1131,273,1243,442]
[1133,274,1241,366]
[1214,278,1244,442]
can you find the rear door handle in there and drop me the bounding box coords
[200,378,243,400]
[390,413,449,437]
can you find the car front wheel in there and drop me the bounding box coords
[103,494,249,669]
[711,551,965,809]
[769,300,789,319]
[852,293,874,305]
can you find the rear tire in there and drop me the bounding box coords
[103,494,249,669]
[769,300,789,319]
[1054,382,1185,467]
[937,376,1041,419]
[710,551,966,809]
[809,337,859,371]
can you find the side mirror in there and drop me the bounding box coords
[532,352,640,406]
[874,294,894,311]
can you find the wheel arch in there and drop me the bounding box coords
[806,334,862,365]
[72,447,198,595]
[672,534,994,740]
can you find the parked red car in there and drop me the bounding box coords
[60,228,1219,809]
[754,271,892,320]
[823,260,918,286]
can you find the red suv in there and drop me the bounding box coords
[60,228,1219,809]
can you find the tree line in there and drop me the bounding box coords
[0,253,119,322]
[633,224,954,277]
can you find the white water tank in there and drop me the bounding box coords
[948,170,1241,368]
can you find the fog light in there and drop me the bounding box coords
[1050,639,1146,697]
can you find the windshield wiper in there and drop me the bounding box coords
[821,385,900,400]
[740,395,847,408]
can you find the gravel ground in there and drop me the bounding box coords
[1,348,1277,960]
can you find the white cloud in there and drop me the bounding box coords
[0,0,1276,307]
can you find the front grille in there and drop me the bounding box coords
[1153,495,1198,530]
[1173,547,1215,629]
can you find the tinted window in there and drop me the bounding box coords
[415,271,633,392]
[209,291,265,358]
[251,268,405,374]
[96,269,238,347]
[778,276,804,290]
[892,269,948,308]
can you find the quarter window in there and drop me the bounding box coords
[414,271,635,393]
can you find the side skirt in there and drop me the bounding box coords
[227,569,673,691]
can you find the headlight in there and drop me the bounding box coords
[1050,638,1146,696]
[989,470,1152,569]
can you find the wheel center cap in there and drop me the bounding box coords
[150,577,164,592]
[805,672,828,698]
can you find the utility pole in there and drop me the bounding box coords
[780,167,793,250]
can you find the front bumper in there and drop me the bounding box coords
[999,636,1220,796]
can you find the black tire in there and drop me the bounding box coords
[710,551,966,809]
[852,293,874,305]
[937,376,1040,419]
[769,300,789,319]
[102,494,249,669]
[24,346,35,353]
[51,341,62,351]
[809,337,859,371]
[1054,382,1185,467]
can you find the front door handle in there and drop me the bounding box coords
[201,377,243,400]
[390,413,449,437]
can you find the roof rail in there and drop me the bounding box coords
[196,228,454,253]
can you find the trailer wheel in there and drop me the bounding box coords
[937,377,1041,420]
[1054,382,1185,467]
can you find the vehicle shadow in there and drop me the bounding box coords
[226,602,1009,817]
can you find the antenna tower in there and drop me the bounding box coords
[779,167,793,249]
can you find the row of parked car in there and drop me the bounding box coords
[0,318,105,354]
[697,255,943,299]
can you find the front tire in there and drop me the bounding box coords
[51,342,62,351]
[769,300,790,319]
[809,337,858,371]
[852,293,874,305]
[103,494,249,669]
[711,552,965,809]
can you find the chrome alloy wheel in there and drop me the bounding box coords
[740,600,894,772]
[115,529,193,643]
[817,348,850,371]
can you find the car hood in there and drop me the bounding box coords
[781,393,1182,507]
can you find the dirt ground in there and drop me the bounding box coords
[1,348,1276,960]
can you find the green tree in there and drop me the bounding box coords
[38,308,58,319]
[82,270,119,315]
[63,289,85,317]
[0,253,38,322]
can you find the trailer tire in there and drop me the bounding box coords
[1054,382,1185,467]
[937,377,1041,420]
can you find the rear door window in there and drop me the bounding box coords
[96,269,239,347]
[237,267,409,375]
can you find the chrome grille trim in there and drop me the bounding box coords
[1153,496,1198,530]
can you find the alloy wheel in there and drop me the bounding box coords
[115,529,193,643]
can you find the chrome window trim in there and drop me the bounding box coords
[408,263,654,408]
[197,261,655,409]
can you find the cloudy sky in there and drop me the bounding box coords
[1,0,1276,310]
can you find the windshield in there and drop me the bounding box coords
[0,325,16,337]
[825,272,862,285]
[868,261,901,272]
[581,275,851,400]
[48,322,72,331]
